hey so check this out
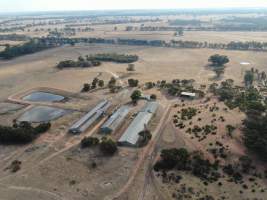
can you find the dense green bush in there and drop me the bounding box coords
[244,114,267,161]
[99,138,117,155]
[0,122,51,144]
[128,79,139,87]
[81,137,99,148]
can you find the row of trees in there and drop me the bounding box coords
[0,38,58,59]
[3,36,267,59]
[81,77,105,92]
[86,53,138,63]
[0,34,29,41]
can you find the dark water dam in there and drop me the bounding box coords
[23,92,65,102]
[18,106,69,123]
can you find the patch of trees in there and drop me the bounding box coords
[180,107,197,120]
[0,38,58,59]
[81,78,105,92]
[0,121,51,145]
[157,79,204,98]
[86,53,138,63]
[244,68,267,87]
[210,79,265,112]
[243,114,267,161]
[154,148,221,183]
[57,56,101,69]
[154,148,261,187]
[81,136,117,156]
[107,77,122,93]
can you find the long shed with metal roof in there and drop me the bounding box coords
[118,102,158,147]
[69,100,111,134]
[100,105,130,134]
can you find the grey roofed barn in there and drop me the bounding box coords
[118,102,158,146]
[118,111,153,146]
[69,100,111,134]
[140,101,158,114]
[100,105,130,133]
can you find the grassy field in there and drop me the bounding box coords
[0,43,266,100]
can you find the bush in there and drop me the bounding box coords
[81,83,91,92]
[130,90,142,103]
[138,130,152,146]
[81,137,99,148]
[100,138,117,156]
[128,79,139,87]
[150,94,157,100]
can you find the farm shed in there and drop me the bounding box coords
[100,106,130,134]
[118,102,159,147]
[69,100,111,134]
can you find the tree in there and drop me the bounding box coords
[108,77,116,88]
[138,130,152,146]
[81,83,90,92]
[81,137,99,148]
[91,78,99,89]
[244,70,254,87]
[100,138,117,156]
[128,79,139,87]
[130,90,142,103]
[150,94,157,100]
[214,66,225,78]
[208,54,229,66]
[98,80,104,87]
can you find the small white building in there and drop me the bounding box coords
[181,92,196,99]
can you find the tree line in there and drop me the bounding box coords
[2,36,267,59]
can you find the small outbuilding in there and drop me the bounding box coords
[181,92,196,99]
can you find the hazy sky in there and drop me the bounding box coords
[1,0,267,12]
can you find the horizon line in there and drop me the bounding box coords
[1,7,267,15]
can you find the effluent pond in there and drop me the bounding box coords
[22,91,65,102]
[18,106,69,123]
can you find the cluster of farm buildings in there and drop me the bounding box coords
[68,99,158,147]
